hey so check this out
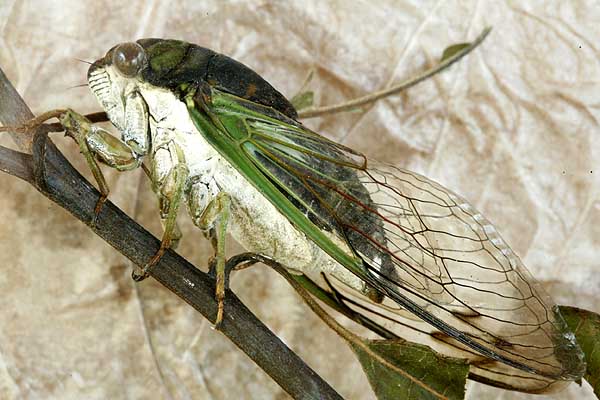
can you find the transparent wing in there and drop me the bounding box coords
[198,91,586,392]
[304,161,586,391]
[309,270,572,393]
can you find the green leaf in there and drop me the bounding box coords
[290,90,314,111]
[350,338,469,400]
[440,43,470,63]
[292,274,469,399]
[559,306,600,397]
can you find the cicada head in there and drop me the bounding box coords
[87,42,149,133]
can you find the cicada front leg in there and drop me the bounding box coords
[0,109,140,225]
[60,110,142,225]
[187,180,231,327]
[159,215,183,251]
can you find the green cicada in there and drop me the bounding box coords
[53,39,584,394]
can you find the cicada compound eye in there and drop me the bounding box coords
[112,42,147,78]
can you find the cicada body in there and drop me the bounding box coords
[82,39,585,393]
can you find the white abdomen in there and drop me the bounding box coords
[139,85,366,293]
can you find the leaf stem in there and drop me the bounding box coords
[268,261,451,400]
[298,27,491,119]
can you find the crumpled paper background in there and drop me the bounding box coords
[0,1,599,399]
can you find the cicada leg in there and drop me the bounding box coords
[139,163,183,251]
[188,187,231,327]
[130,210,183,280]
[208,251,261,284]
[160,217,183,250]
[213,252,275,285]
[0,109,140,225]
[60,110,142,225]
[132,143,189,281]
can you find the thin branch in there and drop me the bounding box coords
[0,67,343,400]
[0,145,33,182]
[298,27,491,119]
[0,68,37,151]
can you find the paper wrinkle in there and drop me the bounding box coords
[1,1,599,399]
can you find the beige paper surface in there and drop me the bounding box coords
[0,1,598,399]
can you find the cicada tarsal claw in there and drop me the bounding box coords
[0,109,67,135]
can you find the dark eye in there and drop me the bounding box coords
[112,42,146,77]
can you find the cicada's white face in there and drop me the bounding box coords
[87,42,150,156]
